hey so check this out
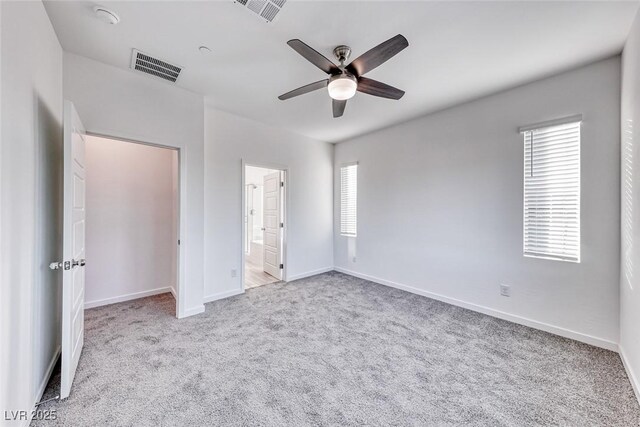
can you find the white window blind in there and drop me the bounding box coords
[340,163,358,236]
[523,120,581,262]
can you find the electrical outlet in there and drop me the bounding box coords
[500,284,511,297]
[231,269,237,278]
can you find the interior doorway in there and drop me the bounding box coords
[243,164,286,289]
[84,134,180,312]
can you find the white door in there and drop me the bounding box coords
[263,171,282,279]
[60,100,87,399]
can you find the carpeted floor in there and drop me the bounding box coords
[34,272,640,426]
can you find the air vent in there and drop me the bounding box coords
[247,0,266,14]
[260,3,279,21]
[130,49,182,83]
[235,0,286,22]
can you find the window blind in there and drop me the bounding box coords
[523,121,580,262]
[340,163,358,236]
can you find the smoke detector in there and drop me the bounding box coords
[94,6,120,25]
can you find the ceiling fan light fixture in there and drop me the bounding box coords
[328,74,357,101]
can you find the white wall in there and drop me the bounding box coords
[334,57,621,350]
[204,109,333,301]
[84,136,178,308]
[620,9,640,401]
[63,53,205,317]
[0,1,63,423]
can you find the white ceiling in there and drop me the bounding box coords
[44,1,640,143]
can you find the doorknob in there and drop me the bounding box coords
[49,260,72,270]
[49,262,63,270]
[50,259,85,270]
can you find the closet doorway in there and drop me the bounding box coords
[84,135,180,312]
[242,163,287,289]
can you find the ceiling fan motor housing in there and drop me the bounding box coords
[329,72,357,85]
[333,45,352,64]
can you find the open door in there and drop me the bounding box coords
[262,171,282,280]
[57,100,87,399]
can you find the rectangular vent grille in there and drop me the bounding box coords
[260,3,279,21]
[235,0,286,22]
[130,50,182,83]
[247,0,266,14]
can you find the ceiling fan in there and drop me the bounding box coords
[278,34,409,118]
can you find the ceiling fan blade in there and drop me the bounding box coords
[333,99,347,118]
[287,39,341,75]
[357,77,405,100]
[278,80,328,101]
[346,34,409,77]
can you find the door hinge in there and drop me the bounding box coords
[280,222,284,228]
[279,263,284,269]
[178,239,181,245]
[281,181,284,187]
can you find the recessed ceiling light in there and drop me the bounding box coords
[199,46,212,55]
[93,6,120,25]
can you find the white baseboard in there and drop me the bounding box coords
[179,304,205,318]
[169,287,177,300]
[85,286,174,309]
[204,288,244,303]
[287,267,334,282]
[619,345,640,404]
[334,267,618,352]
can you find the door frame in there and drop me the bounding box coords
[241,160,288,291]
[86,132,185,318]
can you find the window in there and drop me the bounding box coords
[522,118,581,262]
[340,163,358,236]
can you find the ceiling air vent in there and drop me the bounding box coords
[235,0,286,23]
[130,49,182,83]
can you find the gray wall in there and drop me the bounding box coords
[620,9,640,400]
[334,57,621,349]
[0,0,63,418]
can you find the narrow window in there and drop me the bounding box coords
[340,163,358,237]
[522,119,581,262]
